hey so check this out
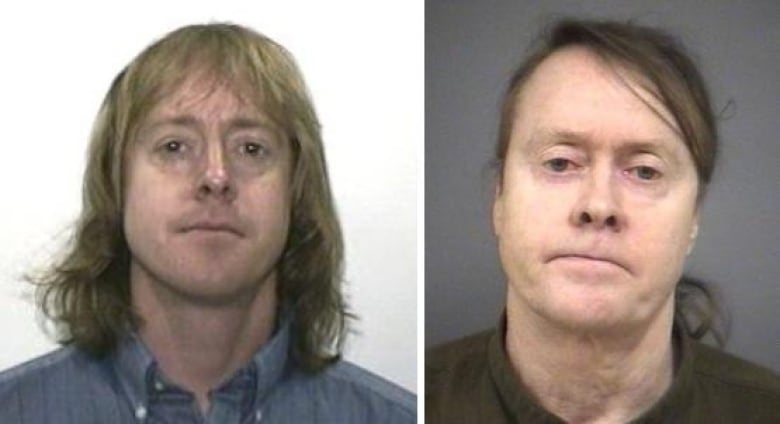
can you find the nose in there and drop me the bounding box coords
[196,143,235,201]
[571,168,622,232]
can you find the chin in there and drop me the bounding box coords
[166,273,265,306]
[145,258,269,304]
[538,301,617,330]
[536,284,638,332]
[557,310,630,333]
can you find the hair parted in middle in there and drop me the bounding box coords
[34,22,349,372]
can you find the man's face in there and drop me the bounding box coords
[494,47,699,331]
[123,77,292,304]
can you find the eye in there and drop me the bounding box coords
[157,138,187,155]
[543,158,576,172]
[631,165,661,181]
[240,142,266,157]
[162,140,183,153]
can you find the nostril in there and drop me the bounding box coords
[606,216,617,227]
[580,212,592,224]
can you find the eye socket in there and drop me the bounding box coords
[631,165,662,181]
[543,158,576,172]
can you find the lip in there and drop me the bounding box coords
[549,252,631,274]
[180,222,243,237]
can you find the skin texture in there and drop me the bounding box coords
[123,76,292,413]
[493,47,700,422]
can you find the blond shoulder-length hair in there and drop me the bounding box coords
[34,23,348,371]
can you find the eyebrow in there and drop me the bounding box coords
[143,115,271,133]
[225,117,268,131]
[529,128,681,158]
[525,128,588,151]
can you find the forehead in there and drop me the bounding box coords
[147,76,263,123]
[512,47,681,147]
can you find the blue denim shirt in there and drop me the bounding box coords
[0,319,415,423]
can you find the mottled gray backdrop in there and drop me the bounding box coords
[426,0,780,372]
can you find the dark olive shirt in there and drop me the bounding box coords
[427,321,780,423]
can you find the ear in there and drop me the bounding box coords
[686,215,699,256]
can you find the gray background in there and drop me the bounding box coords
[426,0,780,373]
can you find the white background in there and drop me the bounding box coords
[0,1,421,393]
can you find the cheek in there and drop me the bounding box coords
[244,178,292,233]
[260,190,291,229]
[645,215,694,258]
[123,163,180,238]
[503,175,575,226]
[496,181,572,259]
[629,202,697,282]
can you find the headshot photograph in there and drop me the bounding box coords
[0,1,419,422]
[427,0,779,422]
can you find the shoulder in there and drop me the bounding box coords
[426,330,502,424]
[276,359,416,423]
[0,346,117,422]
[323,361,416,412]
[689,342,780,420]
[427,329,492,367]
[426,329,493,390]
[321,361,416,410]
[0,345,94,392]
[691,342,780,395]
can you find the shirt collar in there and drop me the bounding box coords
[247,311,291,401]
[112,331,154,414]
[110,310,293,414]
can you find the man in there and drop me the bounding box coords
[0,23,415,423]
[426,19,780,423]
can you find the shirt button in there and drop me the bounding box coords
[255,409,263,422]
[154,380,165,391]
[135,405,147,420]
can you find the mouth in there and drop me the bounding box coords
[549,253,630,274]
[180,222,243,237]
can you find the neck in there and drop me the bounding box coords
[505,296,675,424]
[131,265,278,415]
